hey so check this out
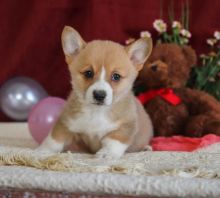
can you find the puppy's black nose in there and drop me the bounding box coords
[151,64,158,72]
[93,90,106,102]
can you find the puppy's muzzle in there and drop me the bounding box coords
[93,90,106,104]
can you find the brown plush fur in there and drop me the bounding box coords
[138,43,220,137]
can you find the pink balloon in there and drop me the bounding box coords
[28,97,66,144]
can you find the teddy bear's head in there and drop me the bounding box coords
[138,43,197,89]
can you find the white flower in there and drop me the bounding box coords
[200,54,209,59]
[207,38,217,46]
[180,29,191,38]
[208,77,216,82]
[183,38,189,44]
[218,61,220,66]
[214,31,220,40]
[172,21,182,29]
[125,38,135,45]
[153,19,167,33]
[180,37,189,45]
[140,31,151,38]
[200,54,206,58]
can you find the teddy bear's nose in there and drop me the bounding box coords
[151,64,158,72]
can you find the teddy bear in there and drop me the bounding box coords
[137,43,220,137]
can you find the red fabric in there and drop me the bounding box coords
[0,0,220,121]
[137,88,182,105]
[150,134,220,151]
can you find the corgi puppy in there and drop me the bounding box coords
[38,26,153,158]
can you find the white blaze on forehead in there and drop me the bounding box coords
[100,66,106,81]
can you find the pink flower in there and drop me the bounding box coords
[153,19,167,33]
[172,21,182,29]
[180,29,191,38]
[125,38,135,45]
[214,31,220,40]
[140,31,151,38]
[207,38,217,46]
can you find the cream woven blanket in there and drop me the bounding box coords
[0,123,220,197]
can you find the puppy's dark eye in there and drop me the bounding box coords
[111,73,121,82]
[84,70,94,79]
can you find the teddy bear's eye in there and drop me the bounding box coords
[111,73,121,82]
[151,64,158,72]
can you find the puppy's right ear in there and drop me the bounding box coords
[61,26,86,64]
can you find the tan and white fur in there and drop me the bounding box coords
[38,26,153,158]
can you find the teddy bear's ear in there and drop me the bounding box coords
[182,46,197,67]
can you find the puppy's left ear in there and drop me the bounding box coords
[126,37,152,71]
[61,26,86,64]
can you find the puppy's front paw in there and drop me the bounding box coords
[35,135,64,153]
[96,138,128,159]
[35,145,56,153]
[95,148,123,159]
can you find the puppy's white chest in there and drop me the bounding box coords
[66,107,118,139]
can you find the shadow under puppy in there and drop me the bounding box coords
[38,26,153,158]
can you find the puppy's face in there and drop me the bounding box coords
[61,26,152,106]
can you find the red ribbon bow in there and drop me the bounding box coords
[137,88,182,106]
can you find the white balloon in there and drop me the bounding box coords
[0,76,48,121]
